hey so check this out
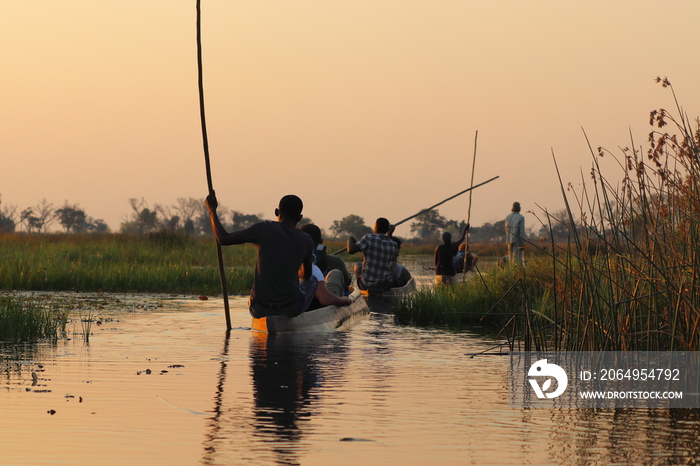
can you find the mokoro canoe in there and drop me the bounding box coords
[360,277,417,299]
[251,288,369,334]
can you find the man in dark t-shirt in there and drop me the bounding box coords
[206,193,315,318]
[434,224,469,286]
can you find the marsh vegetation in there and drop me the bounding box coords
[0,296,66,342]
[397,80,700,351]
[0,232,256,295]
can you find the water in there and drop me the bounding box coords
[1,271,699,464]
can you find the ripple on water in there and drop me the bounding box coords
[1,291,699,465]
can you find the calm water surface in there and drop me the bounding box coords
[1,262,699,465]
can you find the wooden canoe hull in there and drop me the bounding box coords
[251,289,369,334]
[360,276,416,299]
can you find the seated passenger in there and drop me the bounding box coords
[453,243,479,274]
[305,264,352,311]
[346,217,397,291]
[300,224,352,295]
[389,236,412,287]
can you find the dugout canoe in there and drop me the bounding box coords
[360,277,417,299]
[251,289,369,334]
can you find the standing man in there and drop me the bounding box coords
[346,217,398,291]
[505,201,526,265]
[206,193,315,318]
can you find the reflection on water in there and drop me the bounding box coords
[250,333,314,463]
[545,408,700,464]
[203,329,353,466]
[249,332,333,465]
[0,292,699,465]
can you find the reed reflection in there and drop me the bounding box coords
[546,408,700,464]
[0,342,54,391]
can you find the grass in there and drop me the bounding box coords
[0,232,256,342]
[0,297,67,343]
[396,79,700,352]
[0,232,256,295]
[395,264,533,326]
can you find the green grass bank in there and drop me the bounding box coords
[0,232,256,295]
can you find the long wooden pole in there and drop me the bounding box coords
[393,175,498,228]
[330,175,499,255]
[197,0,231,329]
[463,131,478,278]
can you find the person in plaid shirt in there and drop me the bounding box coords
[346,217,398,290]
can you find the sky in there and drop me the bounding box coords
[2,1,700,237]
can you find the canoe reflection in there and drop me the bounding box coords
[203,329,349,465]
[250,331,321,443]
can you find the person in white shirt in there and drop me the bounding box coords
[505,202,526,265]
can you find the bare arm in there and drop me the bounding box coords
[455,223,470,246]
[315,281,352,307]
[206,193,246,245]
[346,236,361,255]
[301,255,312,280]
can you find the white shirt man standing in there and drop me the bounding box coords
[505,202,526,265]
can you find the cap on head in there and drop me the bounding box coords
[512,202,521,213]
[300,223,322,245]
[374,217,390,234]
[278,195,303,218]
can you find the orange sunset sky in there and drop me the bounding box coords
[2,1,699,237]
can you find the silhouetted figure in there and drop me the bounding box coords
[206,193,315,317]
[434,225,469,286]
[505,201,526,265]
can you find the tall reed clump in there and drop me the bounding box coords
[0,297,67,342]
[536,77,700,351]
[396,79,700,352]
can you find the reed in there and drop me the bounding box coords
[0,233,256,295]
[396,80,700,351]
[539,79,700,351]
[394,258,553,346]
[0,297,67,342]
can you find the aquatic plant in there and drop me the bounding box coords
[536,77,700,351]
[0,297,66,342]
[78,308,94,343]
[396,79,700,352]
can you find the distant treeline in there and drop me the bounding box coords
[1,195,579,245]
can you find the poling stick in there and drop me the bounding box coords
[197,0,231,329]
[463,130,478,278]
[330,175,499,255]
